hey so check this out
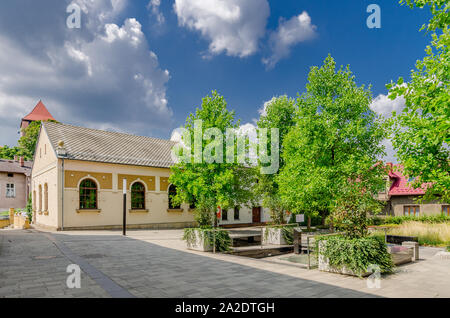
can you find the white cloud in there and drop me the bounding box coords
[0,0,173,146]
[370,94,406,118]
[381,138,398,164]
[147,0,165,25]
[263,11,317,69]
[258,97,279,117]
[370,94,405,163]
[173,0,270,58]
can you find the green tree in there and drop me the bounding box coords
[278,55,387,232]
[18,121,43,160]
[388,0,449,202]
[169,91,257,228]
[256,96,296,224]
[0,145,24,160]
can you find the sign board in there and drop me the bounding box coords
[296,214,305,223]
[216,206,222,219]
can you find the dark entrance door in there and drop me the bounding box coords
[252,207,261,223]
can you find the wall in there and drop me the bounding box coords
[31,127,59,229]
[218,206,271,226]
[390,196,447,216]
[0,172,27,210]
[61,160,196,229]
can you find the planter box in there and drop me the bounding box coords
[185,229,213,252]
[13,215,30,230]
[318,240,414,277]
[388,245,414,265]
[262,227,288,245]
[318,241,371,277]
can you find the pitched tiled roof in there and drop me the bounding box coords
[388,164,427,196]
[22,100,55,122]
[43,122,176,168]
[0,159,32,176]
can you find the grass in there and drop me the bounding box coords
[0,211,9,216]
[387,221,450,247]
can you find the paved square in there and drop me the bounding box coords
[0,229,449,298]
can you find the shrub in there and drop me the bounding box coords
[317,235,394,277]
[26,194,33,223]
[447,246,450,252]
[183,228,232,252]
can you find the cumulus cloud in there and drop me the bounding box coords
[173,0,270,58]
[370,93,406,118]
[147,0,165,25]
[0,0,173,146]
[258,97,279,117]
[263,11,317,69]
[369,93,406,164]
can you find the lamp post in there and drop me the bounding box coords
[123,178,127,236]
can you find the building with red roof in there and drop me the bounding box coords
[20,100,55,135]
[381,163,449,217]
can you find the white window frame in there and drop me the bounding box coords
[6,183,15,198]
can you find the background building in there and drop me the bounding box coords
[380,163,449,217]
[20,100,55,136]
[0,157,32,211]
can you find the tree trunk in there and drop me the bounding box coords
[307,216,311,231]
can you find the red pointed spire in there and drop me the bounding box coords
[22,100,55,121]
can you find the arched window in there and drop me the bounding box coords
[168,184,180,209]
[32,190,36,211]
[44,183,48,212]
[131,182,146,210]
[79,179,97,210]
[38,185,42,212]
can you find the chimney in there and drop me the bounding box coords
[14,155,18,162]
[19,157,25,167]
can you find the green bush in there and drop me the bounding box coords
[369,215,450,225]
[446,246,450,252]
[26,194,33,223]
[317,235,394,277]
[183,228,232,252]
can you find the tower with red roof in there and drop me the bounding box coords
[20,100,56,136]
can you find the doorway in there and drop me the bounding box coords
[252,207,261,223]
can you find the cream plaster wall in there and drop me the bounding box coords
[31,127,60,229]
[391,196,447,216]
[61,160,195,229]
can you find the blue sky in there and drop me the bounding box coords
[141,0,431,126]
[0,0,432,162]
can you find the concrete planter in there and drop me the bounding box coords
[185,229,213,252]
[262,227,288,245]
[318,241,371,277]
[318,240,415,277]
